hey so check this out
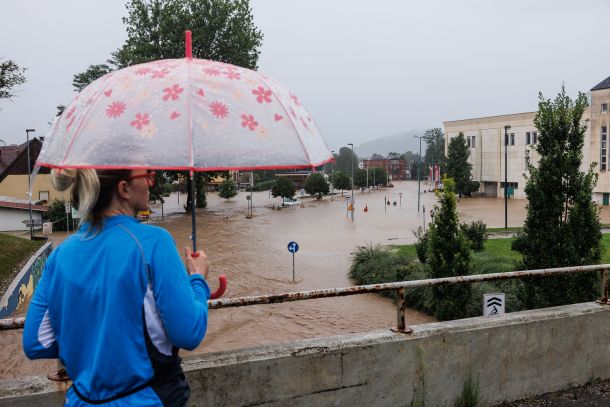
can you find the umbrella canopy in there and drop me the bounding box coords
[37,43,331,171]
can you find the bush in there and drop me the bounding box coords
[252,179,276,192]
[44,199,73,232]
[454,374,480,407]
[460,221,488,252]
[412,227,429,263]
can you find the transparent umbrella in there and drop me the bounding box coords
[37,31,333,297]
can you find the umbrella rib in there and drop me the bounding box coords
[60,72,120,168]
[253,71,314,168]
[186,59,194,171]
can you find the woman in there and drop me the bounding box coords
[23,169,210,406]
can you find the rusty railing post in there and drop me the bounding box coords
[599,269,608,304]
[393,288,412,334]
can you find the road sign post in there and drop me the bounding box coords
[64,202,71,235]
[287,241,299,282]
[483,293,505,316]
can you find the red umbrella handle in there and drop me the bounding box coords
[191,252,227,299]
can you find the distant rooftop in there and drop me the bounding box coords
[591,75,610,91]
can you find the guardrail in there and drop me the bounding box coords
[2,264,609,332]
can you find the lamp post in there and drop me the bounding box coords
[330,150,335,200]
[25,129,35,239]
[415,135,425,212]
[348,143,354,222]
[504,125,511,229]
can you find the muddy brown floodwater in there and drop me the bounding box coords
[5,181,610,379]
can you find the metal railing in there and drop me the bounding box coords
[2,264,609,333]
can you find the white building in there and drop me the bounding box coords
[0,196,47,232]
[444,75,610,203]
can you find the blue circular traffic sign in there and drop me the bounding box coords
[287,241,299,253]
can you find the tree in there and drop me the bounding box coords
[0,59,26,101]
[446,132,478,197]
[427,178,471,320]
[512,86,602,308]
[272,177,296,203]
[353,168,367,188]
[73,0,264,211]
[370,153,384,160]
[334,147,359,175]
[72,64,114,92]
[219,177,238,200]
[304,172,329,199]
[333,171,350,195]
[370,167,388,187]
[423,127,446,177]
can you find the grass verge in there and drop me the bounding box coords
[0,233,44,295]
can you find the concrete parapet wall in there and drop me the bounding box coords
[1,302,609,406]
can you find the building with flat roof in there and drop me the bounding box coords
[444,74,610,203]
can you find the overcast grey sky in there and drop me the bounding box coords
[1,0,609,151]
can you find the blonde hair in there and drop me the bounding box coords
[52,168,131,230]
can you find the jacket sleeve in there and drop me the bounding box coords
[23,254,59,360]
[150,231,210,350]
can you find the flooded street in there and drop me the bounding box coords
[5,180,610,379]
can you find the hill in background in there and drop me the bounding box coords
[355,129,425,159]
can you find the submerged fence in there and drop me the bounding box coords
[2,263,609,332]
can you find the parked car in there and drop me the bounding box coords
[282,197,299,206]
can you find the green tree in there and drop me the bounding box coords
[333,171,350,196]
[219,177,238,200]
[353,168,367,188]
[0,59,26,101]
[370,153,384,160]
[427,178,471,320]
[423,127,446,177]
[303,172,329,199]
[272,177,296,203]
[446,132,478,197]
[334,147,359,175]
[73,0,264,211]
[44,200,73,232]
[72,64,113,92]
[370,167,388,187]
[512,86,602,308]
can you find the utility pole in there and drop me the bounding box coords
[330,150,335,200]
[348,143,354,221]
[415,135,425,212]
[504,125,511,229]
[25,129,35,239]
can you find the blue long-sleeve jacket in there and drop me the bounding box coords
[23,215,209,406]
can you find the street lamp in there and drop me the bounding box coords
[415,135,425,212]
[25,129,35,239]
[330,150,335,200]
[348,143,354,222]
[504,125,511,229]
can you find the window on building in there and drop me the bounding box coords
[38,191,49,201]
[471,136,476,148]
[526,132,531,145]
[500,182,519,189]
[602,126,608,171]
[467,137,471,148]
[602,103,608,112]
[532,131,538,144]
[510,133,515,146]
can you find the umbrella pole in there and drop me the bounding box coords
[191,171,197,252]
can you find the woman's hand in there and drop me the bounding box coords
[184,247,210,280]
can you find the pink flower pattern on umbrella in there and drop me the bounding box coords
[210,102,229,119]
[224,70,241,80]
[131,113,150,130]
[163,84,184,101]
[106,101,126,118]
[151,68,170,79]
[135,67,152,76]
[204,67,221,76]
[252,87,272,103]
[289,93,301,106]
[241,114,258,131]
